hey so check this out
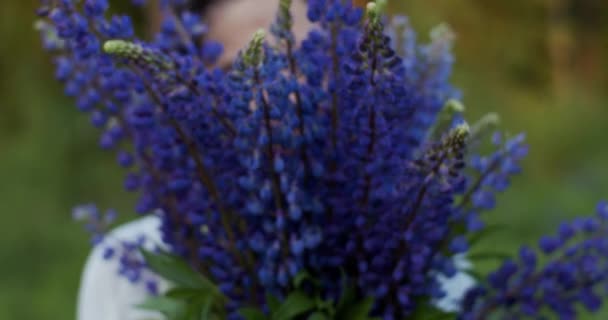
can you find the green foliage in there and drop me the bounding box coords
[334,296,376,320]
[410,301,457,320]
[328,282,377,320]
[139,293,221,320]
[292,270,318,289]
[235,272,378,320]
[239,307,268,320]
[138,296,187,318]
[141,250,220,292]
[307,312,330,320]
[272,291,316,320]
[266,293,281,314]
[138,244,381,320]
[138,250,226,320]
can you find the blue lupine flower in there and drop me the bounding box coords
[460,202,608,319]
[458,132,529,232]
[35,0,504,316]
[37,0,608,319]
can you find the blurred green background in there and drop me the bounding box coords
[0,1,606,319]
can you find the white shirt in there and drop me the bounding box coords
[77,216,168,320]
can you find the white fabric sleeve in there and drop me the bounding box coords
[77,216,169,320]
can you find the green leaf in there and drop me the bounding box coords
[141,250,220,294]
[266,293,281,314]
[272,291,316,320]
[336,281,356,311]
[292,270,320,289]
[137,296,186,319]
[293,270,312,289]
[335,296,374,320]
[199,295,215,320]
[161,287,223,320]
[307,311,329,320]
[239,307,268,320]
[423,313,457,320]
[184,300,201,320]
[314,297,335,315]
[410,300,457,320]
[166,287,208,300]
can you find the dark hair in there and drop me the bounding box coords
[190,0,306,14]
[190,0,222,13]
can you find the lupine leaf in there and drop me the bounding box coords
[141,250,220,294]
[423,313,457,320]
[184,299,201,320]
[293,270,313,289]
[166,287,208,300]
[410,301,457,320]
[336,283,356,311]
[307,311,329,320]
[197,295,215,320]
[160,287,223,320]
[239,307,267,320]
[272,291,316,320]
[335,296,375,320]
[266,293,281,314]
[137,296,186,319]
[314,297,335,315]
[293,270,320,289]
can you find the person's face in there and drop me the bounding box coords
[203,0,313,66]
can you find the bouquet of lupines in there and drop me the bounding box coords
[36,0,608,319]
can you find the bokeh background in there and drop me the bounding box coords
[0,1,606,319]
